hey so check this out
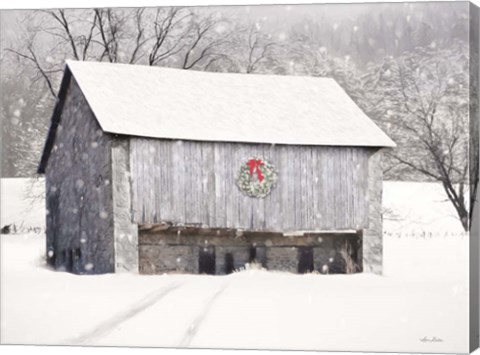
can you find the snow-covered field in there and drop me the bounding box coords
[0,179,470,353]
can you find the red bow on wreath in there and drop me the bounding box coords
[247,159,264,182]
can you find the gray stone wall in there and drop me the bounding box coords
[265,247,298,273]
[139,244,198,274]
[45,78,114,274]
[111,140,138,273]
[362,149,383,274]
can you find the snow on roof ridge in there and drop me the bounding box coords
[65,60,396,148]
[66,59,340,82]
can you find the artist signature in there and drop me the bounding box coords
[419,336,444,343]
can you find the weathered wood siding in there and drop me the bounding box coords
[130,138,375,231]
[45,78,114,274]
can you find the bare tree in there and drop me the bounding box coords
[5,33,60,98]
[147,8,191,66]
[363,44,470,231]
[244,24,278,73]
[181,11,230,70]
[8,7,235,98]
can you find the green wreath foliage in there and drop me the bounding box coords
[235,157,278,198]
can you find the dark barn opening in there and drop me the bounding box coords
[329,237,362,274]
[249,245,256,262]
[249,245,267,267]
[255,246,267,267]
[224,253,234,274]
[199,246,216,275]
[298,247,314,273]
[66,249,74,272]
[60,250,66,268]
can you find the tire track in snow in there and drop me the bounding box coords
[178,282,229,347]
[66,282,183,345]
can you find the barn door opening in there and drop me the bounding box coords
[199,246,216,275]
[249,245,267,267]
[66,249,74,272]
[224,253,234,274]
[298,247,314,273]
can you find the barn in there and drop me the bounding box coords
[38,60,395,275]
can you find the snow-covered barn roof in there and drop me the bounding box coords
[38,60,395,173]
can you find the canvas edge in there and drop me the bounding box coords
[470,1,480,353]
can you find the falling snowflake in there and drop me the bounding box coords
[84,263,94,271]
[75,179,85,189]
[215,24,227,34]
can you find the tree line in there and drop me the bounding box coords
[1,3,476,230]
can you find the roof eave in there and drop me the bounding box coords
[37,65,72,174]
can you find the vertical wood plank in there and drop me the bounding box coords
[129,140,372,232]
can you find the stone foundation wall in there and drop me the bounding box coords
[265,247,298,273]
[139,244,198,274]
[363,149,384,274]
[139,228,362,275]
[111,140,138,273]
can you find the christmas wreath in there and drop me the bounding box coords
[236,157,278,198]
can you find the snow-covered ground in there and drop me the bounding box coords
[0,178,45,233]
[0,179,470,353]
